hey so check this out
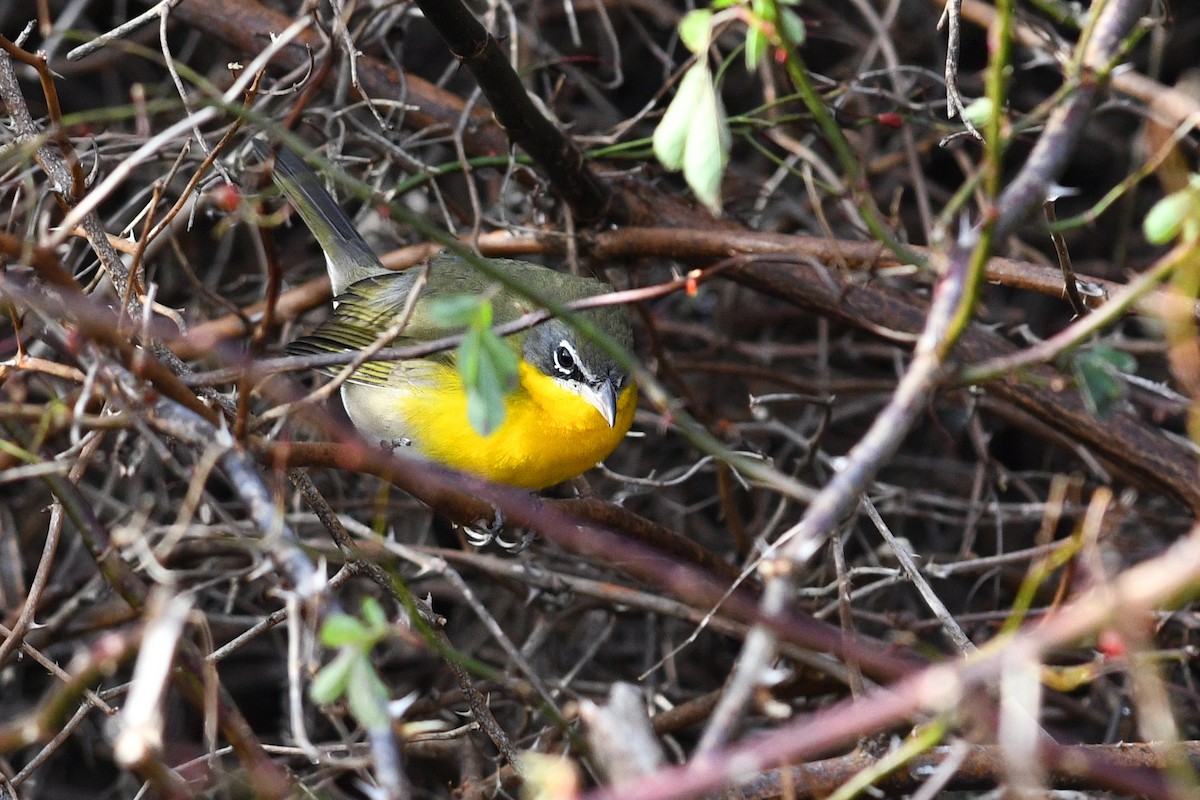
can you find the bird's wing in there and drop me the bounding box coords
[288,272,458,388]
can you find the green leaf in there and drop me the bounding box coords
[458,324,482,385]
[745,27,768,71]
[653,62,709,171]
[1143,186,1199,245]
[778,8,806,46]
[653,62,731,214]
[347,658,392,730]
[1093,345,1137,373]
[678,10,713,54]
[473,298,494,328]
[961,96,994,128]
[360,597,388,635]
[1071,346,1136,418]
[682,66,731,214]
[429,293,486,328]
[438,295,520,436]
[319,613,369,647]
[309,649,357,705]
[464,327,519,436]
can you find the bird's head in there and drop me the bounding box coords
[523,312,632,428]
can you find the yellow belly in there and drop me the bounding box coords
[352,361,636,489]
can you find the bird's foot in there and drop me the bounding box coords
[384,436,413,452]
[462,506,533,552]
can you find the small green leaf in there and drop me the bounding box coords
[745,27,767,70]
[678,10,713,54]
[458,325,482,385]
[360,597,388,635]
[319,613,369,647]
[429,293,486,328]
[1094,345,1137,373]
[438,295,520,436]
[1071,346,1135,418]
[653,62,731,214]
[1144,186,1199,245]
[653,62,710,171]
[309,649,357,705]
[961,96,994,128]
[778,8,806,46]
[472,298,494,328]
[347,658,392,730]
[464,328,519,436]
[682,67,731,214]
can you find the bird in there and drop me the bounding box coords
[254,141,636,489]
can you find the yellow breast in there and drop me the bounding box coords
[394,361,636,489]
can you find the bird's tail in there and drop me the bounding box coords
[252,140,387,294]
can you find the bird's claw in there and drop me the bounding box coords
[462,507,533,552]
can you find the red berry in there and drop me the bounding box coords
[209,183,241,213]
[1097,628,1125,658]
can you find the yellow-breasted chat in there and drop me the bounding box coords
[254,141,636,489]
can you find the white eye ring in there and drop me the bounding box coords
[553,340,578,376]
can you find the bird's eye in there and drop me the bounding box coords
[553,340,577,376]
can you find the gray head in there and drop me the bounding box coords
[522,309,633,427]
